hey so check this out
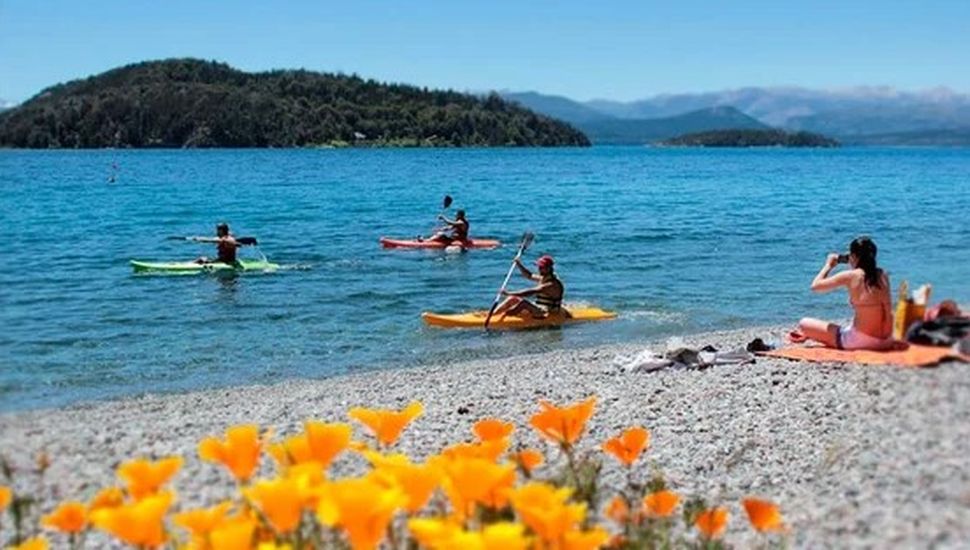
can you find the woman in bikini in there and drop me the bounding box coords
[797,236,894,350]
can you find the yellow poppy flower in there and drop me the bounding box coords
[5,537,48,550]
[694,507,729,539]
[481,522,530,550]
[87,487,124,512]
[40,501,87,533]
[244,477,304,534]
[407,517,462,549]
[509,482,586,542]
[316,476,407,550]
[602,427,650,467]
[366,452,441,513]
[90,491,173,547]
[529,397,596,447]
[198,424,263,482]
[472,418,514,442]
[209,516,257,550]
[642,490,680,518]
[116,456,182,500]
[173,500,233,539]
[0,486,12,511]
[742,497,786,533]
[348,401,423,447]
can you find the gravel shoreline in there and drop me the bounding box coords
[2,324,968,548]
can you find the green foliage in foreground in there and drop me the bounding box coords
[0,59,590,149]
[658,129,839,148]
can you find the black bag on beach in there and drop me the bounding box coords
[905,317,970,346]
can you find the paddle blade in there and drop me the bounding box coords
[165,236,190,241]
[520,231,535,253]
[237,236,258,246]
[443,195,453,209]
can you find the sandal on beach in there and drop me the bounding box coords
[745,338,773,352]
[787,330,808,344]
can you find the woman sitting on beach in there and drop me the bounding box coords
[797,236,894,350]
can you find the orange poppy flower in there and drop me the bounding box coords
[606,495,630,524]
[435,456,517,519]
[244,477,304,534]
[6,537,48,550]
[209,516,257,550]
[473,418,515,442]
[694,507,729,539]
[271,421,352,470]
[742,497,786,533]
[116,456,182,500]
[529,397,596,447]
[366,452,441,513]
[173,500,233,539]
[0,485,11,511]
[562,527,611,550]
[602,427,650,466]
[642,490,680,518]
[41,501,87,533]
[198,424,263,482]
[90,491,173,547]
[509,482,586,542]
[88,487,124,512]
[316,476,408,550]
[441,438,509,462]
[348,401,423,447]
[513,449,545,474]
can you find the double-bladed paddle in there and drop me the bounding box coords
[483,231,535,330]
[166,236,259,246]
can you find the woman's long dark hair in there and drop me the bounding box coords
[850,236,881,289]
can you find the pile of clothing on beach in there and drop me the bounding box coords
[904,299,970,352]
[613,338,755,374]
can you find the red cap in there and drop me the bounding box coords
[535,255,554,269]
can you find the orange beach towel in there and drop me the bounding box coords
[760,344,966,368]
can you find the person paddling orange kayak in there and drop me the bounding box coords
[490,254,565,320]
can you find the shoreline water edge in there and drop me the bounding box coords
[2,324,968,547]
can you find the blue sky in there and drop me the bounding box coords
[1,0,968,103]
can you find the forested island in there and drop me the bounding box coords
[0,59,589,148]
[658,129,839,148]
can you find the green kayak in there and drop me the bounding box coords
[130,259,280,274]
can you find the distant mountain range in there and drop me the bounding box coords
[502,87,970,145]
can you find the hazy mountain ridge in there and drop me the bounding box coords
[577,106,769,144]
[504,87,970,144]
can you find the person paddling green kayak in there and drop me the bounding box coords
[191,223,249,265]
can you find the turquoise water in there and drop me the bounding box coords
[1,147,968,411]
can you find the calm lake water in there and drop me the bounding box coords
[1,147,968,411]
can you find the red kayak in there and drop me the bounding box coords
[379,237,501,250]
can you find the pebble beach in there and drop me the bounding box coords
[2,324,968,548]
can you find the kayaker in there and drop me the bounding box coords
[796,236,894,350]
[432,210,469,243]
[492,255,565,319]
[192,223,242,265]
